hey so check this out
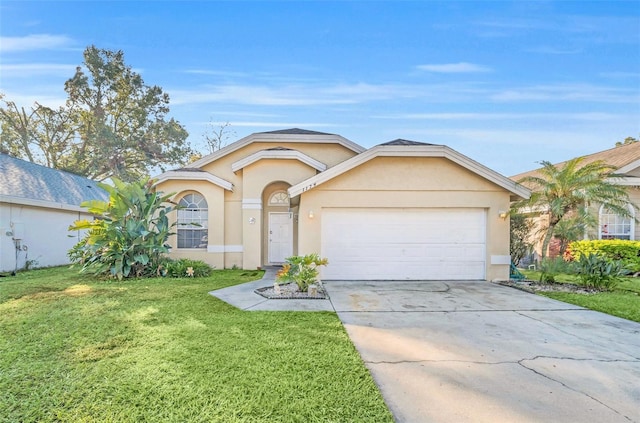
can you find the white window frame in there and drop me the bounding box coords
[268,190,290,206]
[177,193,208,249]
[598,204,635,240]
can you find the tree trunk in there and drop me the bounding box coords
[540,222,557,260]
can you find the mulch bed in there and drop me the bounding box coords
[255,282,329,300]
[495,279,600,294]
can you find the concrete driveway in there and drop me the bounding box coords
[323,280,640,423]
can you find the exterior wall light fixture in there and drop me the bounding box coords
[498,210,509,220]
[308,210,314,219]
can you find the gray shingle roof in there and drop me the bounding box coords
[173,167,206,172]
[258,128,334,136]
[380,139,436,146]
[0,154,109,206]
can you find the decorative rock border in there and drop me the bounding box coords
[494,279,600,294]
[255,283,329,300]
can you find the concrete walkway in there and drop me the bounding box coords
[209,267,334,311]
[211,277,640,422]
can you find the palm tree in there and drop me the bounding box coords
[516,157,634,259]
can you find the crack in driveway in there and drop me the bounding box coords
[365,355,639,422]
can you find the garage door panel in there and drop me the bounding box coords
[321,208,486,280]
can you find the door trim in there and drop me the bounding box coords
[268,212,293,264]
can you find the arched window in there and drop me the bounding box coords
[177,193,208,248]
[599,205,634,240]
[269,191,290,206]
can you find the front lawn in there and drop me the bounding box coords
[521,270,640,323]
[0,267,393,423]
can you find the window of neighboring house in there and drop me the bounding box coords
[599,205,635,240]
[177,193,208,248]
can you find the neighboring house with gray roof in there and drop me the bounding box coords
[0,154,108,272]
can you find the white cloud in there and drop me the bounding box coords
[0,91,67,108]
[228,121,342,129]
[183,69,251,78]
[599,71,640,79]
[170,82,419,107]
[0,63,77,77]
[416,62,491,73]
[401,127,631,176]
[0,34,73,52]
[491,84,638,103]
[525,46,582,55]
[373,112,621,121]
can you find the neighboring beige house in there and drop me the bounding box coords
[156,129,529,281]
[510,142,640,257]
[0,154,108,273]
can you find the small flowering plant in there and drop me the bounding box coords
[276,253,329,291]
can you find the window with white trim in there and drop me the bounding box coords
[599,205,634,240]
[269,191,290,206]
[177,193,208,248]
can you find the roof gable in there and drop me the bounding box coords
[257,128,334,136]
[231,148,327,173]
[380,139,435,146]
[185,128,365,169]
[154,169,233,191]
[289,143,530,201]
[0,154,108,210]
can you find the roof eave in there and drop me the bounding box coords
[0,194,89,212]
[289,144,531,200]
[615,158,640,175]
[154,171,233,191]
[231,149,327,173]
[186,131,365,169]
[609,176,640,187]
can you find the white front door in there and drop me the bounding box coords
[268,212,293,264]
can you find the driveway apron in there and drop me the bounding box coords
[324,280,640,423]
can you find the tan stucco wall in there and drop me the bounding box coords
[296,157,512,281]
[158,142,356,269]
[201,141,358,205]
[155,179,226,269]
[240,159,316,269]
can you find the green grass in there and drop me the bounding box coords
[0,267,393,423]
[521,269,640,323]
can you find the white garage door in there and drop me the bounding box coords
[321,208,486,280]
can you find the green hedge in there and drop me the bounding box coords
[164,259,213,278]
[567,240,640,273]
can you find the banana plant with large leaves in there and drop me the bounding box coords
[69,178,176,279]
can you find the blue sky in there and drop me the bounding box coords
[1,1,639,176]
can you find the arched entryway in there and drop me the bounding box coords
[262,182,297,265]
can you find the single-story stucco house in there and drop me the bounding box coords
[510,141,640,257]
[155,128,530,281]
[0,154,108,273]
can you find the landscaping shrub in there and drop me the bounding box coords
[573,253,626,291]
[539,257,572,283]
[276,253,328,291]
[68,178,177,279]
[510,213,533,266]
[567,240,640,273]
[164,259,213,278]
